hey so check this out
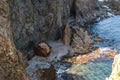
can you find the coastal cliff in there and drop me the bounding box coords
[0,0,115,80]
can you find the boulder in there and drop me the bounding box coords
[33,41,51,57]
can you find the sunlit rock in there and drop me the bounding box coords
[107,54,120,80]
[65,47,116,63]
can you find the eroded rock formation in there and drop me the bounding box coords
[8,0,100,53]
[106,54,120,80]
[0,0,108,80]
[0,0,28,80]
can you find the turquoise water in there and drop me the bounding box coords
[67,15,120,80]
[57,15,120,80]
[67,58,113,80]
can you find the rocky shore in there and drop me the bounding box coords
[0,0,120,80]
[106,54,120,80]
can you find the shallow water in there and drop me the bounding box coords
[56,15,120,80]
[67,58,112,80]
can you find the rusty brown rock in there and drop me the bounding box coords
[63,24,71,45]
[36,65,56,80]
[33,41,51,57]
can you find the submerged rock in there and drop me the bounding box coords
[67,58,113,80]
[94,36,104,42]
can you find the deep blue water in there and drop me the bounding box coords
[92,15,120,52]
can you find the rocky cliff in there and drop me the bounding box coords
[9,0,100,53]
[0,0,28,80]
[0,0,104,80]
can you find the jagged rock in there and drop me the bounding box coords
[106,54,120,80]
[0,0,28,79]
[33,41,51,57]
[8,0,100,53]
[71,26,92,53]
[63,25,93,54]
[65,48,116,63]
[63,24,71,45]
[73,0,98,24]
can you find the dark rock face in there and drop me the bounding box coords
[73,0,98,25]
[9,0,99,53]
[107,0,120,14]
[10,0,73,51]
